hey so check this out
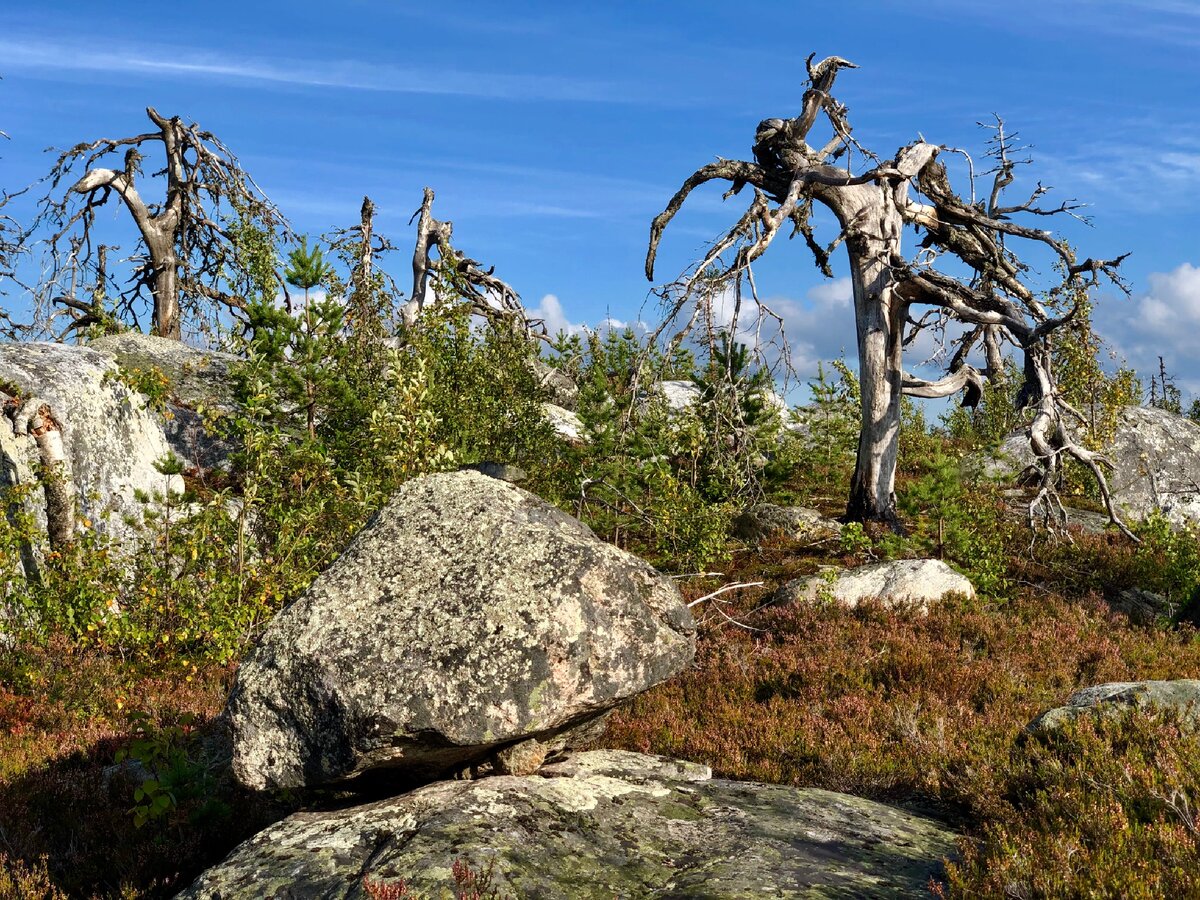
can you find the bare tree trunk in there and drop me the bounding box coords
[2,396,76,573]
[152,256,181,339]
[31,408,75,551]
[844,230,906,530]
[0,411,42,581]
[356,196,374,298]
[644,56,1133,536]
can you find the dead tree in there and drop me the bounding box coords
[646,55,1131,535]
[405,187,546,340]
[35,107,285,339]
[1,387,75,581]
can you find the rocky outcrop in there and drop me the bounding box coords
[984,406,1200,528]
[1027,680,1200,734]
[226,471,695,791]
[180,750,957,899]
[89,331,238,472]
[733,502,842,543]
[0,341,183,546]
[774,559,975,612]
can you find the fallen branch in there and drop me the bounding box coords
[688,581,765,608]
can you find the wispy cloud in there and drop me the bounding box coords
[912,0,1200,46]
[0,36,626,103]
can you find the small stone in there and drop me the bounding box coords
[493,738,548,776]
[1027,679,1200,734]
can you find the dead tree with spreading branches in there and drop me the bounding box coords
[405,187,546,340]
[34,107,285,339]
[646,54,1131,535]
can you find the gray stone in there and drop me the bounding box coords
[492,737,549,776]
[542,402,586,444]
[774,559,975,613]
[0,341,183,544]
[983,406,1200,529]
[226,471,695,791]
[1027,679,1200,734]
[1112,588,1174,626]
[530,358,579,410]
[462,461,528,483]
[656,379,702,412]
[89,331,238,472]
[179,750,957,899]
[733,502,842,543]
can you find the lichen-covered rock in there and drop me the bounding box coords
[983,406,1200,528]
[543,402,586,444]
[179,750,957,899]
[774,559,974,612]
[733,502,842,543]
[0,341,183,542]
[226,471,695,791]
[89,331,238,472]
[1027,680,1200,734]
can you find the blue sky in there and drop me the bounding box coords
[2,1,1199,395]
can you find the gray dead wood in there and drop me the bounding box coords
[645,54,1131,534]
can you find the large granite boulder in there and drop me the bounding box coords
[0,341,183,544]
[89,331,238,472]
[226,471,695,791]
[774,559,975,613]
[656,379,702,412]
[984,406,1200,528]
[180,750,957,898]
[1027,680,1200,734]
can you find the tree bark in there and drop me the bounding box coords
[843,229,906,529]
[151,248,181,339]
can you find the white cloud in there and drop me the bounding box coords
[535,294,583,337]
[1114,262,1200,394]
[682,278,857,390]
[533,294,628,339]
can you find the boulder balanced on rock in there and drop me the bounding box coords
[225,470,696,791]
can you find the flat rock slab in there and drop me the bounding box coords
[226,471,695,791]
[1027,679,1200,734]
[180,751,957,899]
[774,559,974,613]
